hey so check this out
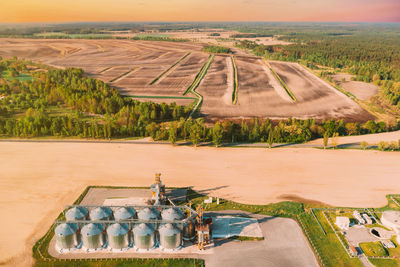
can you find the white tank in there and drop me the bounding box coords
[55,223,79,250]
[133,223,156,250]
[89,207,113,221]
[114,207,136,221]
[107,223,130,249]
[158,223,182,250]
[81,223,104,250]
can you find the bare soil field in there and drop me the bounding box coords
[1,141,400,265]
[269,61,374,121]
[332,74,379,100]
[0,38,373,121]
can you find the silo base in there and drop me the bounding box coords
[56,242,82,253]
[160,245,182,251]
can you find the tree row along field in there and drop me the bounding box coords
[0,38,374,122]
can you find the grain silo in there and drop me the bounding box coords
[158,223,182,250]
[161,207,185,222]
[133,223,156,250]
[114,207,136,221]
[106,223,130,250]
[183,219,196,240]
[81,223,105,250]
[89,207,113,221]
[55,223,79,250]
[65,206,88,221]
[137,207,160,229]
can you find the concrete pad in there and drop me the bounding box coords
[212,216,263,238]
[103,197,148,206]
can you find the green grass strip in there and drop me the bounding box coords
[127,95,196,99]
[150,52,191,85]
[269,66,297,102]
[184,54,214,96]
[231,56,239,104]
[184,55,214,117]
[109,68,137,83]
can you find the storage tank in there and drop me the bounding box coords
[89,207,113,221]
[81,223,104,250]
[65,206,88,221]
[137,207,160,228]
[107,223,130,250]
[183,219,196,240]
[55,223,79,250]
[161,207,185,223]
[159,223,182,250]
[133,223,156,250]
[114,207,136,221]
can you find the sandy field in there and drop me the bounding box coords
[308,129,400,145]
[332,74,379,100]
[1,141,400,265]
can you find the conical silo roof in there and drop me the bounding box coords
[90,207,112,221]
[133,223,154,236]
[55,223,78,236]
[159,223,180,236]
[107,223,129,236]
[114,207,136,221]
[81,223,103,236]
[66,206,88,221]
[161,208,184,222]
[137,207,159,221]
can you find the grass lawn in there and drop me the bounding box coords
[2,71,33,81]
[360,241,388,257]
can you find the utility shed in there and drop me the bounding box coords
[335,216,350,230]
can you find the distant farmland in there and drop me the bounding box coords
[0,38,373,121]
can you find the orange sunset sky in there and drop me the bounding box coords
[0,0,399,23]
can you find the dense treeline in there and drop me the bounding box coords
[202,45,232,54]
[231,33,272,38]
[235,32,400,107]
[148,117,400,146]
[0,59,192,138]
[1,59,399,144]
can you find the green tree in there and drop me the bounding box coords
[360,141,368,150]
[190,123,202,147]
[168,122,177,145]
[267,127,274,148]
[212,122,224,147]
[146,122,159,140]
[323,132,329,149]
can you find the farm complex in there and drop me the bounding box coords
[0,38,373,121]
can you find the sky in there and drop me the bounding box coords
[1,0,399,23]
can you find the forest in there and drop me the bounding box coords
[0,58,399,145]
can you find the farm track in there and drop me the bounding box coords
[109,67,140,83]
[149,52,191,85]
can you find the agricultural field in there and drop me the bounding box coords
[0,38,374,121]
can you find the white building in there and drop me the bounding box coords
[335,216,350,230]
[362,213,373,224]
[353,210,365,225]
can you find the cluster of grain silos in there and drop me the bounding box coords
[55,205,196,252]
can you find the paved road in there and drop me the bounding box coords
[204,211,319,267]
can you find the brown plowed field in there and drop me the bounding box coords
[0,38,373,121]
[269,61,374,121]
